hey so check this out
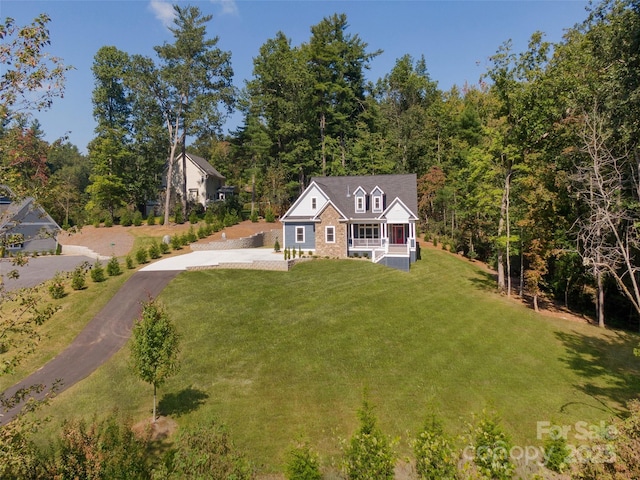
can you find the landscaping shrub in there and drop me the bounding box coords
[274,237,280,252]
[159,242,170,255]
[125,255,135,269]
[187,226,197,243]
[173,204,184,224]
[342,398,395,479]
[90,260,106,282]
[250,210,259,223]
[71,264,87,290]
[413,416,456,480]
[204,209,215,225]
[136,247,149,264]
[119,209,133,227]
[189,210,199,224]
[155,421,254,479]
[292,247,297,259]
[148,242,161,260]
[197,225,208,239]
[132,210,143,226]
[543,432,571,473]
[51,415,150,479]
[104,216,113,228]
[285,442,321,480]
[265,207,275,223]
[223,211,237,227]
[468,412,515,480]
[171,235,182,250]
[180,233,190,246]
[48,272,66,299]
[147,214,156,226]
[298,247,302,258]
[106,256,122,276]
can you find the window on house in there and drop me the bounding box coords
[355,195,365,212]
[326,226,335,243]
[296,226,305,243]
[311,197,317,209]
[372,196,382,212]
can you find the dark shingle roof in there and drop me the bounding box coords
[310,174,417,219]
[186,153,225,179]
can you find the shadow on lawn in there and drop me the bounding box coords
[159,386,209,417]
[555,329,640,417]
[468,269,498,292]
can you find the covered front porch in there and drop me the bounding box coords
[348,222,416,262]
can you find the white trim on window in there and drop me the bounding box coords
[355,195,365,212]
[325,226,335,243]
[372,195,382,212]
[295,226,305,243]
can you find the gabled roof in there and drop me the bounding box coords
[381,197,419,221]
[168,152,225,179]
[310,174,418,220]
[184,153,225,179]
[0,195,60,231]
[312,198,348,222]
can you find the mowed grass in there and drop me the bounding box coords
[33,249,640,472]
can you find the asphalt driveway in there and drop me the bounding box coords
[0,270,179,425]
[0,256,96,291]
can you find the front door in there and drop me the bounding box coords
[390,224,406,245]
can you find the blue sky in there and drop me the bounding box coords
[3,0,590,154]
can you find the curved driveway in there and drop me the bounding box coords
[0,248,282,425]
[0,270,179,425]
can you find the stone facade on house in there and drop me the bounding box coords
[315,204,347,258]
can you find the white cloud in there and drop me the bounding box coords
[149,0,176,28]
[211,0,239,16]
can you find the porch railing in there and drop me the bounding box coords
[351,238,383,248]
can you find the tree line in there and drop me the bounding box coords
[1,0,640,327]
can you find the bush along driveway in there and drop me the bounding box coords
[0,270,180,426]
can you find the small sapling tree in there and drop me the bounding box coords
[129,299,180,423]
[342,397,395,479]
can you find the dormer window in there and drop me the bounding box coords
[371,186,384,213]
[354,186,366,213]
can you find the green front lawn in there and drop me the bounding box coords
[32,249,640,472]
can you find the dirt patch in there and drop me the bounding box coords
[57,220,282,258]
[132,415,178,442]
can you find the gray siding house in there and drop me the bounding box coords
[281,174,419,271]
[0,188,61,254]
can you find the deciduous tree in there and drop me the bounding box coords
[129,299,180,423]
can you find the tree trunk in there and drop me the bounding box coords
[152,383,157,424]
[497,158,512,292]
[533,293,539,312]
[181,133,187,219]
[163,113,182,227]
[320,112,326,176]
[596,268,605,328]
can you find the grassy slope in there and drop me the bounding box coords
[33,249,640,472]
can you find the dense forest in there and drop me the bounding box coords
[1,0,639,329]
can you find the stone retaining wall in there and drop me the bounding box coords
[191,228,281,251]
[186,257,311,272]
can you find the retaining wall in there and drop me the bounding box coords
[186,257,311,272]
[190,228,281,251]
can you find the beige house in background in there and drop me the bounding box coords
[163,152,227,208]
